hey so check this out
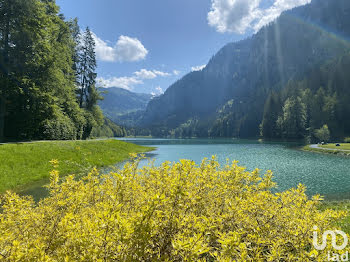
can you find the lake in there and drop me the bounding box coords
[20,138,350,201]
[119,138,350,200]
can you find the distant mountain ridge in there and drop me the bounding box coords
[99,87,152,126]
[140,0,350,137]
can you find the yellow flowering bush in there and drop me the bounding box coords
[0,155,346,261]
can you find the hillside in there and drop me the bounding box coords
[99,87,152,126]
[259,51,350,140]
[140,0,350,138]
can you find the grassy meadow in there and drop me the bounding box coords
[320,143,350,150]
[0,139,153,192]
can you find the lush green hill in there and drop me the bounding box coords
[140,0,350,138]
[99,87,152,126]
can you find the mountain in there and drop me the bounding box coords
[99,87,152,126]
[259,51,350,140]
[140,0,350,138]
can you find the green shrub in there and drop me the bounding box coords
[91,118,126,138]
[314,125,331,143]
[344,137,350,143]
[41,111,77,140]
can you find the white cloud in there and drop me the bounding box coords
[134,69,171,79]
[155,86,163,94]
[208,0,261,34]
[191,64,206,72]
[207,0,311,34]
[152,70,171,77]
[93,34,116,62]
[173,70,181,76]
[115,36,148,62]
[92,34,148,62]
[97,76,143,90]
[97,69,173,90]
[134,69,158,79]
[151,86,164,97]
[252,0,312,31]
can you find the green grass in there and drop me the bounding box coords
[319,201,350,234]
[0,139,153,193]
[302,144,350,156]
[321,143,350,150]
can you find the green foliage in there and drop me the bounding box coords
[42,112,77,141]
[261,52,350,141]
[279,96,307,139]
[0,0,103,142]
[91,118,126,138]
[345,137,350,143]
[172,118,206,138]
[314,125,331,143]
[0,140,152,192]
[0,157,345,261]
[260,92,281,138]
[319,201,350,235]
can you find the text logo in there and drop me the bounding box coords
[313,226,348,251]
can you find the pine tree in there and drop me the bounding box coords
[77,27,103,139]
[79,27,97,109]
[281,96,307,139]
[260,92,281,138]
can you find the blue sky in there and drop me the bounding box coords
[57,0,310,95]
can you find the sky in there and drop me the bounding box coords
[57,0,311,95]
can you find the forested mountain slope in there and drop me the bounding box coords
[99,87,152,125]
[141,0,350,138]
[260,52,350,141]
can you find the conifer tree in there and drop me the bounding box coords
[79,27,97,109]
[77,27,103,139]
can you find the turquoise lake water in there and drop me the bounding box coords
[118,138,350,200]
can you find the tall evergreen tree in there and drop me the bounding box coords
[279,96,307,139]
[79,27,97,109]
[76,27,103,139]
[260,92,281,138]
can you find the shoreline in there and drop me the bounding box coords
[302,144,350,156]
[0,139,154,196]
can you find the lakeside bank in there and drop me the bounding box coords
[0,139,154,193]
[302,143,350,156]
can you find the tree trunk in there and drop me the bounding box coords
[0,3,11,143]
[0,96,5,142]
